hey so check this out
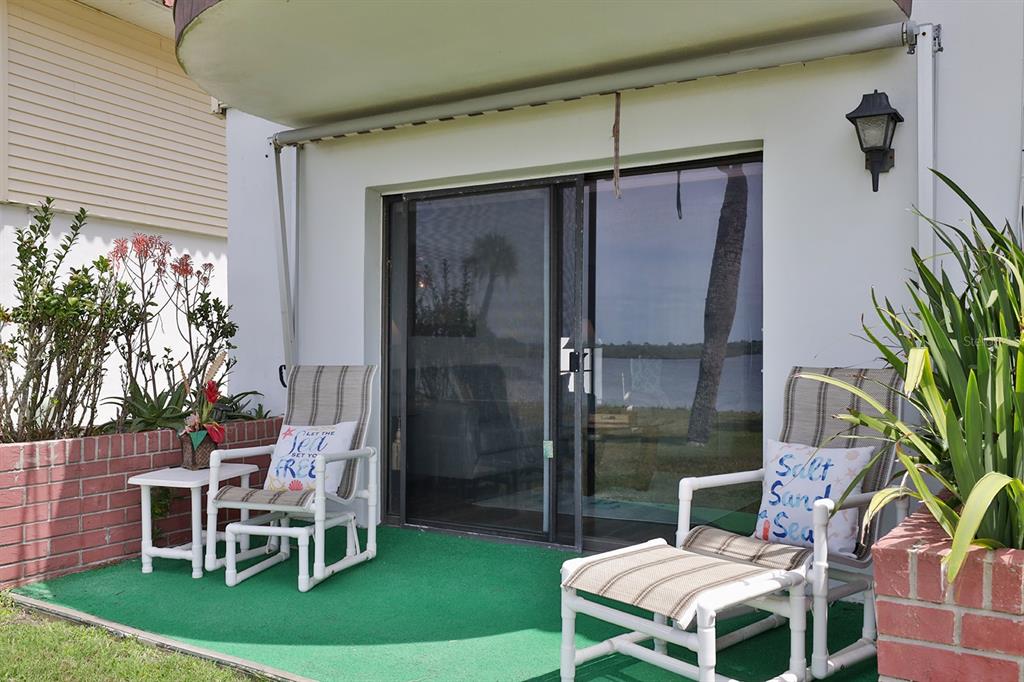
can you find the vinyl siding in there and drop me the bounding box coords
[2,0,226,236]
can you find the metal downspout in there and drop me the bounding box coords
[915,23,940,266]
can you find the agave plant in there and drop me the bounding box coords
[804,170,1024,582]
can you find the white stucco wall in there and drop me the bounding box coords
[0,203,228,423]
[227,0,1024,449]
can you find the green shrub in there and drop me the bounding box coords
[0,200,132,442]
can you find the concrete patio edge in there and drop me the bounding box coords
[6,591,314,682]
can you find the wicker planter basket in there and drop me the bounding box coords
[180,431,217,470]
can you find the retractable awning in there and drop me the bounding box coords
[174,0,912,129]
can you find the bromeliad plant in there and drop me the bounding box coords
[804,171,1024,582]
[182,354,227,447]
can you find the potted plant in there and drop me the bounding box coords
[180,355,227,470]
[804,172,1024,679]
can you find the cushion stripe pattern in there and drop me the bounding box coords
[283,365,377,499]
[778,366,902,558]
[682,525,812,570]
[562,540,776,627]
[214,485,315,509]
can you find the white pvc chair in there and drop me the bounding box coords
[560,366,904,682]
[204,365,378,592]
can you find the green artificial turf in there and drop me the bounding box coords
[15,526,876,682]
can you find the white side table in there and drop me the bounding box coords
[128,464,258,579]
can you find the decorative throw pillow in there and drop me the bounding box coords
[752,438,876,557]
[264,421,358,494]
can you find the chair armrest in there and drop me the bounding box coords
[312,447,377,513]
[208,445,274,492]
[836,491,876,510]
[679,468,765,495]
[210,445,274,466]
[317,446,376,466]
[812,498,834,586]
[676,468,766,546]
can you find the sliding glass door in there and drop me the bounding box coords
[385,155,763,548]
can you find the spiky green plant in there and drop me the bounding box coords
[803,170,1024,582]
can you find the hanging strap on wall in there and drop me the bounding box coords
[612,92,622,199]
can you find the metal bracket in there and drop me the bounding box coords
[932,24,943,53]
[904,22,918,54]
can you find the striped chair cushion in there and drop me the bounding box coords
[283,365,376,499]
[562,539,782,627]
[682,525,811,570]
[214,485,315,510]
[780,366,902,557]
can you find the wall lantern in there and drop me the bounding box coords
[846,90,903,192]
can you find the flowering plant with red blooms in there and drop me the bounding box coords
[184,378,224,445]
[109,231,237,433]
[182,351,228,446]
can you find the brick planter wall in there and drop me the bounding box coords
[874,508,1024,681]
[0,417,282,588]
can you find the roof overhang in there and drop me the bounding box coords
[175,0,912,128]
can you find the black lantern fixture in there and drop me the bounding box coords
[846,90,903,192]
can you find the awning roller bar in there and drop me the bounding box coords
[273,21,915,149]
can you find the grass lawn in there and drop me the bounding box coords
[0,594,246,682]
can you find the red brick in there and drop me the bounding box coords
[25,481,80,504]
[0,526,22,546]
[49,498,82,518]
[0,470,27,487]
[0,540,47,564]
[157,429,171,450]
[80,494,109,513]
[121,435,135,457]
[134,433,149,454]
[52,460,108,481]
[108,490,138,509]
[77,528,109,550]
[876,600,954,645]
[109,454,152,474]
[0,444,24,471]
[66,439,82,463]
[878,640,1021,682]
[95,436,111,459]
[951,548,987,608]
[962,613,1024,656]
[20,551,80,579]
[82,509,127,531]
[106,523,140,544]
[874,544,912,598]
[24,516,80,541]
[81,474,126,496]
[991,548,1024,615]
[49,534,85,555]
[82,437,97,461]
[109,435,123,458]
[916,548,949,604]
[0,489,25,509]
[0,503,46,527]
[82,542,134,565]
[152,451,180,468]
[0,563,23,585]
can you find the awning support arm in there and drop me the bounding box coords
[273,143,296,370]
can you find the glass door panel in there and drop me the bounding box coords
[392,187,551,537]
[583,160,764,545]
